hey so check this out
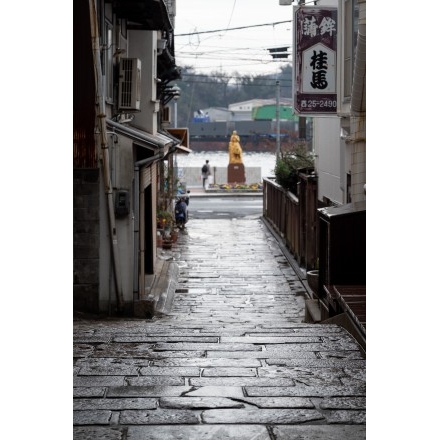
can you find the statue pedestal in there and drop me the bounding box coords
[228,163,245,184]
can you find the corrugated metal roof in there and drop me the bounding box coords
[253,105,298,121]
[112,0,172,31]
[107,119,176,153]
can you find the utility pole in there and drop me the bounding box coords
[276,80,280,158]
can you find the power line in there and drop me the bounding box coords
[180,78,292,88]
[225,0,237,31]
[175,20,292,37]
[182,73,292,82]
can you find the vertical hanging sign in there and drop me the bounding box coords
[293,6,338,115]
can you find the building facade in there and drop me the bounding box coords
[73,0,186,315]
[311,0,365,206]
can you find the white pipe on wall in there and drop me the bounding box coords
[89,0,125,312]
[351,0,366,116]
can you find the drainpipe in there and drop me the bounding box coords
[351,0,366,116]
[133,152,164,302]
[275,80,280,158]
[349,0,366,203]
[89,0,125,312]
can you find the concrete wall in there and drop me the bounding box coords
[177,167,262,187]
[313,117,344,204]
[350,116,366,203]
[73,169,100,313]
[96,133,136,314]
[128,30,158,134]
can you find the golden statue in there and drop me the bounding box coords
[228,130,243,164]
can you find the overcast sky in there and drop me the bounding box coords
[174,0,295,76]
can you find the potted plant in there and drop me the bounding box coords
[162,239,173,250]
[156,210,173,230]
[156,231,163,248]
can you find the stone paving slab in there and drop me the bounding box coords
[73,410,112,425]
[138,366,200,376]
[153,342,263,351]
[271,425,366,439]
[73,424,366,440]
[265,358,367,368]
[151,358,262,367]
[238,397,315,408]
[159,397,245,409]
[201,367,257,377]
[113,336,219,343]
[119,409,200,424]
[189,377,295,387]
[244,385,366,397]
[73,218,366,438]
[126,376,185,386]
[201,408,324,424]
[205,350,319,359]
[77,365,139,376]
[73,376,126,387]
[220,336,322,343]
[126,425,271,440]
[75,357,150,367]
[73,398,157,410]
[320,396,366,409]
[73,387,106,398]
[185,386,245,398]
[73,426,124,440]
[107,386,193,397]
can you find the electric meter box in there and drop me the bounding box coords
[115,190,130,217]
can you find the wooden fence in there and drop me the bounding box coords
[263,174,318,271]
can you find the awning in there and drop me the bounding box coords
[167,128,191,154]
[111,0,173,32]
[106,119,177,153]
[175,145,191,154]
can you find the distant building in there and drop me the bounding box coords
[188,99,311,147]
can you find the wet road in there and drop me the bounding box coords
[187,196,262,219]
[73,217,366,439]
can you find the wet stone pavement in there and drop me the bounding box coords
[73,217,366,439]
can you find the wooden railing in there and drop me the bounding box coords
[263,175,318,270]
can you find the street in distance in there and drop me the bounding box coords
[187,197,263,220]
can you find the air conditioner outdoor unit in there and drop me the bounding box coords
[118,58,141,111]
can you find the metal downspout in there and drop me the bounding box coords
[89,0,125,312]
[348,0,366,203]
[351,0,366,116]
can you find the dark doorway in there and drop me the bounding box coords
[144,185,153,274]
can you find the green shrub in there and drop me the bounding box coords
[274,144,314,193]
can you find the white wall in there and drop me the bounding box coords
[128,30,158,134]
[350,116,366,203]
[314,117,344,204]
[99,135,135,311]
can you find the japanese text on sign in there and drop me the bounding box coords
[293,7,338,115]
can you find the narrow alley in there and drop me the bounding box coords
[73,217,366,440]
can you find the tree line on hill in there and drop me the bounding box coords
[173,64,293,127]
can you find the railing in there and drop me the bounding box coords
[263,176,317,270]
[263,177,300,259]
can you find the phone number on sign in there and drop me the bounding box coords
[301,100,337,108]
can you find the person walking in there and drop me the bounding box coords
[201,160,211,189]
